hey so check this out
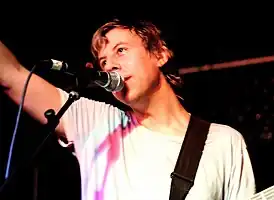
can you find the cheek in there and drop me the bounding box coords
[122,53,146,72]
[125,58,134,66]
[122,57,138,73]
[121,53,158,83]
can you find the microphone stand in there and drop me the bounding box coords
[0,90,80,200]
[33,90,80,200]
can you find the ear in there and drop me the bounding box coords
[155,47,170,68]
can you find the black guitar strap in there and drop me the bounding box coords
[169,115,210,200]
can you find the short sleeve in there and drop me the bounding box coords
[223,126,256,199]
[56,88,123,147]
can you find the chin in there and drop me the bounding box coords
[113,88,139,106]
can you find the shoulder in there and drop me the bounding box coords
[56,88,129,140]
[207,122,246,146]
[187,121,255,199]
[202,122,248,158]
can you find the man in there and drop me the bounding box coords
[0,19,256,199]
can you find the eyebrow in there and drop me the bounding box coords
[98,42,129,63]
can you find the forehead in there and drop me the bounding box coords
[98,28,142,56]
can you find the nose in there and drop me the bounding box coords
[103,55,121,72]
[111,66,120,71]
[104,64,121,72]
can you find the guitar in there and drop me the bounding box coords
[249,185,274,199]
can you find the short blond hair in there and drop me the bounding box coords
[91,19,173,62]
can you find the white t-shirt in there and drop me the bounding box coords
[58,88,256,200]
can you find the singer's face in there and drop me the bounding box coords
[97,28,163,106]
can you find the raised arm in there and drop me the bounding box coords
[0,40,65,136]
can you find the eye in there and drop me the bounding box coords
[100,60,106,67]
[117,47,127,54]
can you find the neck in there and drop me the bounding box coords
[132,74,190,134]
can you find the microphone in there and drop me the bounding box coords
[39,59,69,71]
[39,59,124,92]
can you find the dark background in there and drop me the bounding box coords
[1,9,274,199]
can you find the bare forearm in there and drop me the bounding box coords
[0,41,65,135]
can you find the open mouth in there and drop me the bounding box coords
[118,77,130,96]
[123,76,131,82]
